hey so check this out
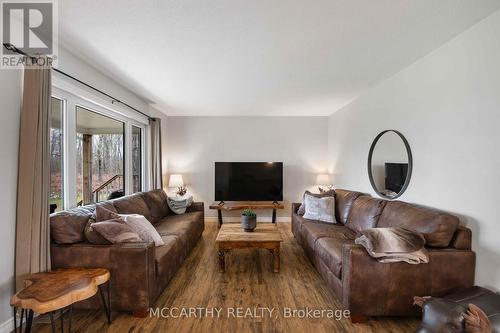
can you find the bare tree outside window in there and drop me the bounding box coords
[76,106,125,205]
[132,126,142,193]
[49,97,64,212]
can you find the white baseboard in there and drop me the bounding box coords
[0,317,14,333]
[205,217,291,223]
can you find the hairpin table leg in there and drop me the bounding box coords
[98,282,112,324]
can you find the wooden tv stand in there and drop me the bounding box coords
[209,201,285,227]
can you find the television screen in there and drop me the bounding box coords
[215,162,283,201]
[385,163,408,193]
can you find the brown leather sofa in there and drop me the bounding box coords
[50,189,204,316]
[292,189,475,320]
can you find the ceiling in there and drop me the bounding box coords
[75,106,124,134]
[58,0,500,116]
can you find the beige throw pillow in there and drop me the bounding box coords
[302,193,337,223]
[119,214,165,246]
[297,190,335,215]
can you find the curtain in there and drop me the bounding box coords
[150,117,163,189]
[15,57,52,291]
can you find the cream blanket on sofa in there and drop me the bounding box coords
[355,227,429,264]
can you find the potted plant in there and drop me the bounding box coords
[241,208,257,232]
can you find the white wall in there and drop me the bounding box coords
[328,10,500,290]
[166,117,328,221]
[0,46,152,332]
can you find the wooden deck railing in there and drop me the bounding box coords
[77,174,123,206]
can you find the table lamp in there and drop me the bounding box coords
[168,174,187,196]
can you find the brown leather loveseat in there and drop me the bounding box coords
[50,189,204,316]
[292,189,475,320]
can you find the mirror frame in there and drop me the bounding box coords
[367,129,413,199]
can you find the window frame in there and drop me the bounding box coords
[131,125,145,194]
[49,96,66,211]
[52,86,149,208]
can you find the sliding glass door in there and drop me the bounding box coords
[132,126,142,193]
[76,106,125,205]
[51,87,148,209]
[50,97,64,212]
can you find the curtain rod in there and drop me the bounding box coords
[3,43,154,121]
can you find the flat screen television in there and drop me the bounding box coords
[385,162,408,193]
[215,162,283,201]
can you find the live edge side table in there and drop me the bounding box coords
[10,268,111,333]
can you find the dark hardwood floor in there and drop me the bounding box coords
[32,222,419,333]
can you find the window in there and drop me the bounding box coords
[132,126,142,193]
[50,86,149,209]
[50,97,64,212]
[76,106,125,205]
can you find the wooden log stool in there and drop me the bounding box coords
[10,268,111,333]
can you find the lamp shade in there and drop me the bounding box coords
[316,174,330,185]
[168,174,184,188]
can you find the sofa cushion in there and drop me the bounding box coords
[112,193,152,222]
[301,221,356,259]
[302,221,356,243]
[377,201,459,248]
[346,196,387,234]
[154,212,204,251]
[334,189,365,224]
[50,205,94,244]
[315,237,355,278]
[141,189,170,223]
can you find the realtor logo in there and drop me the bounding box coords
[1,1,57,68]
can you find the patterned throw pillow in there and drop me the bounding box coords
[302,193,337,223]
[297,190,335,215]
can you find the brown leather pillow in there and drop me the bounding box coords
[141,190,170,223]
[346,196,387,234]
[297,190,335,215]
[334,189,365,224]
[84,218,111,245]
[377,201,459,248]
[92,219,142,244]
[50,205,94,244]
[112,194,152,221]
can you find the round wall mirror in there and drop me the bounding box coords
[367,130,412,199]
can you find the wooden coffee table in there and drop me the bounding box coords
[216,223,283,273]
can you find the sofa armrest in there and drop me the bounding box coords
[449,225,472,250]
[185,201,204,213]
[51,242,155,312]
[341,244,475,317]
[292,202,301,214]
